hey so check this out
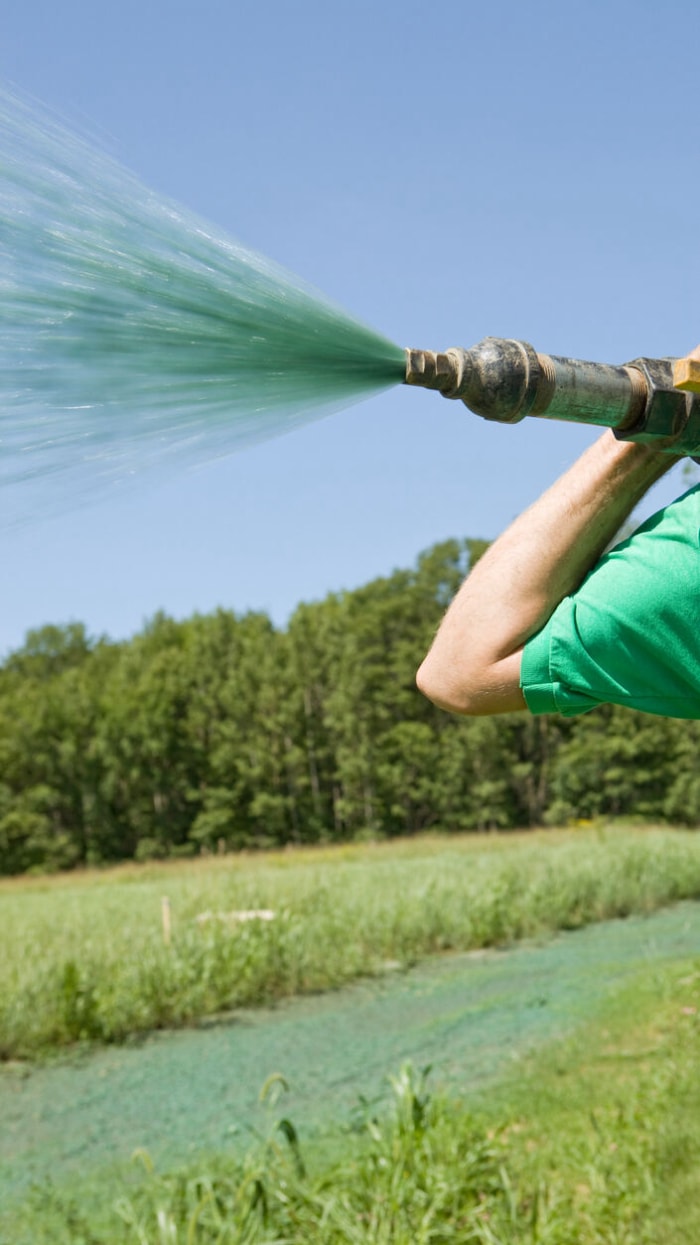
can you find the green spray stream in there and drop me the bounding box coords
[2,91,699,529]
[0,92,405,523]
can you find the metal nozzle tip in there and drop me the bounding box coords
[404,348,460,394]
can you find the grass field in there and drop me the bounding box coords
[4,826,697,1060]
[4,828,700,1243]
[4,825,700,1059]
[7,946,700,1243]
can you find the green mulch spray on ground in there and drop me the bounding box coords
[3,901,700,1232]
[0,91,405,521]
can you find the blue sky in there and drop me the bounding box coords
[1,0,699,653]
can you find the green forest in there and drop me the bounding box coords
[2,536,699,875]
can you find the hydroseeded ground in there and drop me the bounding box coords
[3,900,699,1204]
[4,908,700,1244]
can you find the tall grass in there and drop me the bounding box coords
[3,827,700,1059]
[110,1063,671,1245]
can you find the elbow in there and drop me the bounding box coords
[416,652,482,716]
[416,647,525,717]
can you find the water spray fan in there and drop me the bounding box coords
[0,91,405,522]
[1,91,699,528]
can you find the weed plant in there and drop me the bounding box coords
[2,827,700,1059]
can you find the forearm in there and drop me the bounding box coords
[417,431,677,715]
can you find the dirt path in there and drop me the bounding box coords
[3,902,700,1203]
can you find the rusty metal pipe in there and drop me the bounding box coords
[405,337,700,455]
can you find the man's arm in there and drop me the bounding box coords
[416,430,677,717]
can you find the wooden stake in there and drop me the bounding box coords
[161,895,172,946]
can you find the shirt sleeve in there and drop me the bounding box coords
[520,484,700,719]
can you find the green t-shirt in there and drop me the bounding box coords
[520,484,700,719]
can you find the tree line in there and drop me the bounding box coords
[1,536,698,874]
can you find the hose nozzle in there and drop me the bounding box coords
[405,339,549,421]
[403,336,700,453]
[404,348,465,397]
